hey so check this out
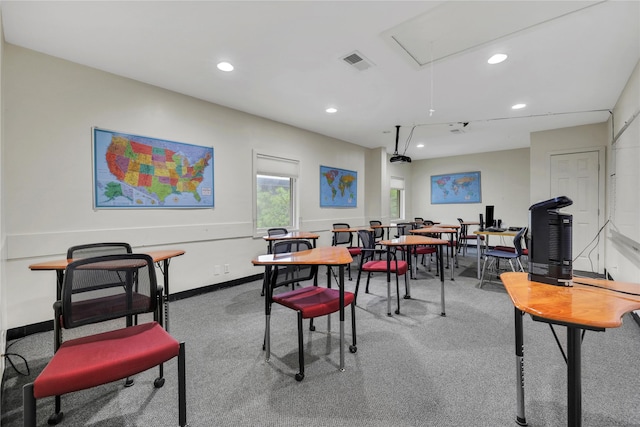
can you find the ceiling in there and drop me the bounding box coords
[2,1,639,160]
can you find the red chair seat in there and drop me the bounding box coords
[361,260,408,275]
[494,245,515,253]
[461,235,484,240]
[348,247,362,256]
[415,246,437,254]
[34,322,179,399]
[273,286,355,319]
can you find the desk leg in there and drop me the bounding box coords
[386,247,392,316]
[55,271,64,301]
[514,308,527,426]
[339,264,345,371]
[156,260,171,332]
[477,237,482,279]
[567,327,582,427]
[264,265,272,362]
[449,234,455,281]
[439,245,446,316]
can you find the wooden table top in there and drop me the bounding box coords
[474,229,518,237]
[252,246,353,266]
[29,249,185,271]
[331,226,371,233]
[460,221,480,225]
[410,227,458,235]
[381,235,448,246]
[263,231,320,241]
[501,272,640,329]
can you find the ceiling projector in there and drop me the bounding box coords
[390,125,412,163]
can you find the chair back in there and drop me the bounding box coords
[513,227,527,257]
[270,240,317,291]
[396,223,412,236]
[369,220,384,240]
[357,229,377,263]
[61,254,157,330]
[66,242,132,260]
[267,228,288,237]
[332,223,353,246]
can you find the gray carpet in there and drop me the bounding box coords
[2,255,639,426]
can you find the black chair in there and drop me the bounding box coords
[266,228,288,252]
[355,229,408,316]
[265,239,357,381]
[480,227,527,287]
[369,220,385,243]
[332,223,362,280]
[23,254,187,426]
[67,242,133,259]
[457,218,484,256]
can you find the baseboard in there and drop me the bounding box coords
[7,273,264,341]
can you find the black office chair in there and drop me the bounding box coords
[480,227,527,287]
[355,229,408,316]
[23,254,187,426]
[67,242,132,260]
[265,239,357,381]
[369,220,385,243]
[332,223,361,280]
[266,228,288,252]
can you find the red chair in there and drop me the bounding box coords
[355,229,409,316]
[266,240,357,381]
[332,223,362,280]
[23,254,187,426]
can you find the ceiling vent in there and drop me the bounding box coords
[342,51,374,71]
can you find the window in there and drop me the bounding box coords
[390,176,405,220]
[253,151,299,234]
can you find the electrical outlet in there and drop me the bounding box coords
[224,264,230,274]
[214,265,221,275]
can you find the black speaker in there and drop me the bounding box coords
[479,213,484,231]
[485,206,495,228]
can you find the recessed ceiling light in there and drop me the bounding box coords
[416,143,424,148]
[326,107,337,114]
[217,62,234,72]
[488,53,508,64]
[512,103,527,110]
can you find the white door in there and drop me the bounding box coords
[550,151,601,273]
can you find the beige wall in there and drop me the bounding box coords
[3,44,370,328]
[410,148,531,229]
[607,60,640,283]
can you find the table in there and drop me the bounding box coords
[473,229,518,279]
[500,272,640,427]
[29,249,185,331]
[263,231,320,253]
[411,225,460,279]
[380,235,449,316]
[252,246,353,372]
[370,224,396,240]
[458,221,481,256]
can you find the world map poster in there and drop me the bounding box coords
[93,128,214,208]
[431,171,481,204]
[320,165,357,208]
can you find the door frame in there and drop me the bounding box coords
[548,146,606,274]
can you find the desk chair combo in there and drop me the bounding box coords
[265,240,357,381]
[331,223,362,280]
[480,227,527,287]
[23,254,187,426]
[355,229,408,316]
[369,220,385,246]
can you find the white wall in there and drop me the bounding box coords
[410,148,531,229]
[3,44,370,328]
[607,60,640,283]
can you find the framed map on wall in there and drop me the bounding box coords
[93,127,214,209]
[320,165,357,208]
[431,171,481,204]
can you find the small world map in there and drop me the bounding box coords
[320,166,357,207]
[431,172,481,204]
[94,129,214,208]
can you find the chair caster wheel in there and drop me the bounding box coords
[295,373,304,381]
[154,377,165,388]
[349,345,357,353]
[403,295,411,299]
[395,309,400,315]
[309,325,316,331]
[124,378,135,387]
[48,411,64,425]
